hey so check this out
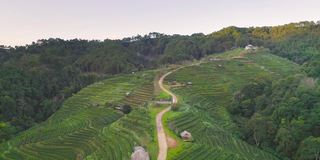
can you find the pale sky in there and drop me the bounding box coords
[1,0,319,46]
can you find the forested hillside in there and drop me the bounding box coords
[0,71,157,159]
[222,49,320,159]
[1,21,320,147]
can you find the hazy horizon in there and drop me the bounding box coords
[1,0,319,46]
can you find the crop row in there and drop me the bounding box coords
[165,59,279,160]
[0,71,156,160]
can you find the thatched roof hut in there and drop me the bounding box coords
[131,146,150,160]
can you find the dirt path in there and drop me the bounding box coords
[158,70,178,104]
[156,69,180,160]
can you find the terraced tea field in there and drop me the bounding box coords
[164,51,300,160]
[0,71,156,160]
[0,48,301,160]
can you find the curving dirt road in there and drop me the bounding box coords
[156,69,179,160]
[158,70,178,104]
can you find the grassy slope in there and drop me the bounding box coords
[0,71,156,160]
[164,49,300,160]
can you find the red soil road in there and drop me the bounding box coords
[156,69,180,160]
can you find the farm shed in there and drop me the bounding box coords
[210,58,222,61]
[180,130,192,141]
[245,44,258,50]
[131,146,150,160]
[115,104,132,114]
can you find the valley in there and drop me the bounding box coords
[1,0,320,158]
[0,48,308,160]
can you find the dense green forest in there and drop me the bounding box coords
[0,21,320,159]
[228,74,320,159]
